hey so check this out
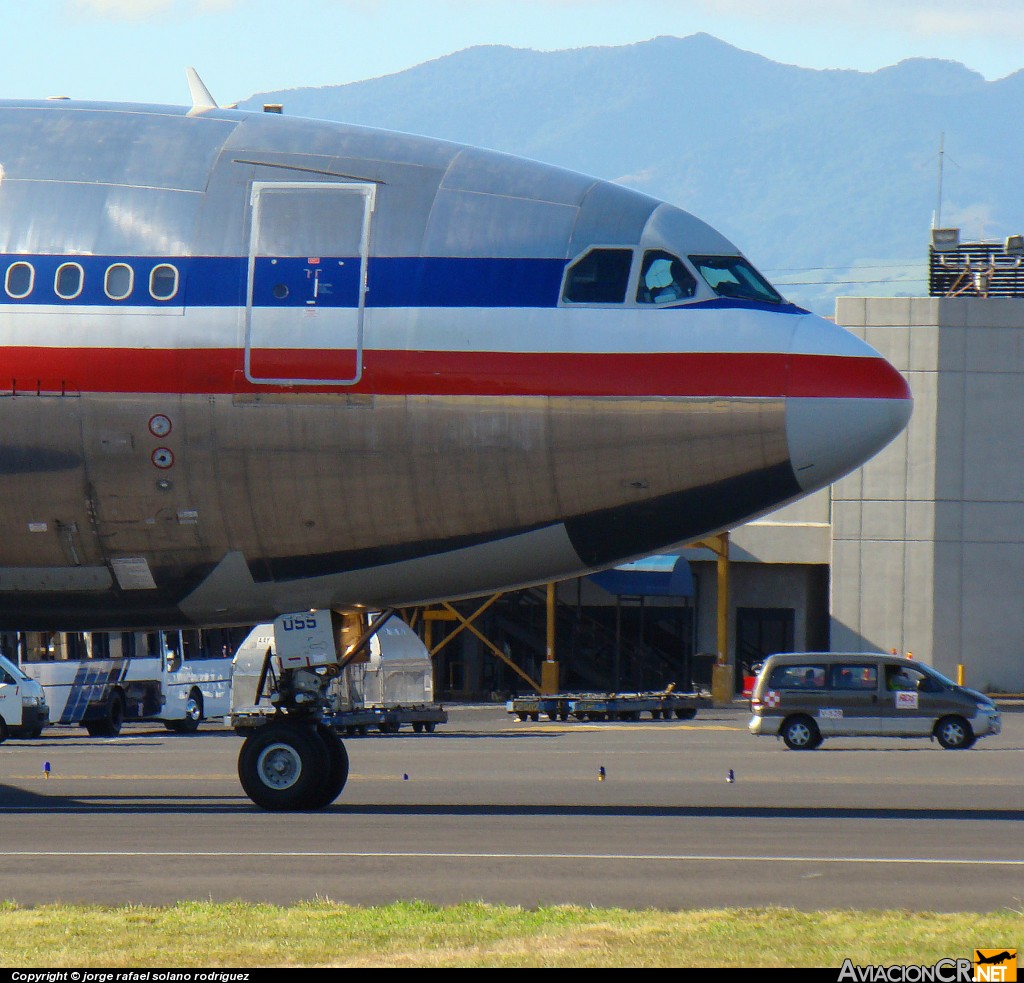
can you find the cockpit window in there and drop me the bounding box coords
[562,248,633,304]
[689,255,783,304]
[637,250,696,305]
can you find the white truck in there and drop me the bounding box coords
[0,652,49,741]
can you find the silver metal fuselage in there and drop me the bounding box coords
[0,100,911,629]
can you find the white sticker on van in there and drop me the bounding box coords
[818,708,843,719]
[895,691,919,709]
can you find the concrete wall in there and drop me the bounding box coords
[832,296,1024,692]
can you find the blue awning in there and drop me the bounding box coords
[587,555,693,598]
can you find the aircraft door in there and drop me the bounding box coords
[246,182,375,385]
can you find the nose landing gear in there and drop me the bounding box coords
[231,609,387,810]
[237,717,350,810]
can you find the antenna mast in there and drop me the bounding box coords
[934,132,945,229]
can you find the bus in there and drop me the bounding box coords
[3,627,252,736]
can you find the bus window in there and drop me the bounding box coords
[181,630,202,663]
[163,631,182,673]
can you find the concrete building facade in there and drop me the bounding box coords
[829,295,1024,693]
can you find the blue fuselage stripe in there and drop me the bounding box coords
[1,255,567,309]
[0,254,805,314]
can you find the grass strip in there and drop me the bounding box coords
[0,901,1021,967]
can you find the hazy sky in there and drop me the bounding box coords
[2,0,1023,107]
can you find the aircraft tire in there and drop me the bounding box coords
[238,721,329,811]
[302,724,350,809]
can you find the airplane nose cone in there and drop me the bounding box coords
[786,317,912,493]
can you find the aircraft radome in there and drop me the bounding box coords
[0,74,911,808]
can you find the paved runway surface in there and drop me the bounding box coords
[1,703,1022,911]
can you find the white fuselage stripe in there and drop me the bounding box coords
[0,304,876,359]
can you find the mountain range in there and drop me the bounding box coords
[237,33,1024,315]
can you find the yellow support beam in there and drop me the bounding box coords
[692,532,733,706]
[422,609,459,621]
[542,582,559,694]
[414,593,543,695]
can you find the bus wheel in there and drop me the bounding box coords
[237,721,329,811]
[166,690,203,734]
[86,691,125,737]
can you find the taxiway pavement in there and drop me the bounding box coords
[1,703,1022,911]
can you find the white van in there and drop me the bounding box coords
[749,652,1001,749]
[0,652,49,741]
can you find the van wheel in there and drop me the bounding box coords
[0,718,8,744]
[781,715,821,750]
[934,715,975,750]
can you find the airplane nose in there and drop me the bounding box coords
[786,315,912,493]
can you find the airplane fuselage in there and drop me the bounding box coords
[0,99,911,630]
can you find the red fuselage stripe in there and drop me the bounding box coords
[1,348,911,400]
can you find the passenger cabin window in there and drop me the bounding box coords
[5,262,34,298]
[105,263,134,300]
[150,264,179,300]
[689,255,783,304]
[55,263,84,300]
[637,250,696,305]
[562,248,632,304]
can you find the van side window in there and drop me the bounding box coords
[831,665,877,690]
[768,664,826,689]
[886,665,931,692]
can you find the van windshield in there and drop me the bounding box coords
[918,664,957,688]
[0,653,30,681]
